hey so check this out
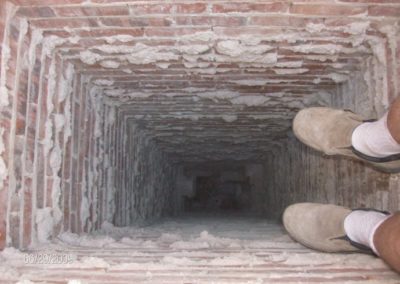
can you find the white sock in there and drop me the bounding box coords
[344,210,391,255]
[351,113,400,158]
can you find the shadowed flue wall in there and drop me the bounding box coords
[0,0,399,250]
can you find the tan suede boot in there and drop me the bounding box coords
[293,107,400,173]
[283,203,363,253]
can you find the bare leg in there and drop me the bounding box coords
[370,98,400,271]
[373,212,400,273]
[387,97,400,144]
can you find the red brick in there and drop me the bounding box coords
[70,158,78,199]
[54,5,129,17]
[52,6,88,17]
[24,138,35,174]
[290,4,367,16]
[175,3,207,14]
[81,135,90,159]
[98,17,131,27]
[176,16,246,27]
[22,178,33,248]
[0,189,7,249]
[75,178,81,232]
[101,17,172,28]
[324,18,366,28]
[46,177,53,208]
[15,116,26,136]
[0,4,5,55]
[16,6,56,17]
[31,18,100,29]
[212,2,289,13]
[91,0,141,2]
[249,16,292,26]
[77,161,84,184]
[368,6,400,17]
[62,180,70,231]
[11,0,85,5]
[29,76,41,105]
[77,28,144,38]
[97,188,103,227]
[17,94,27,118]
[39,30,70,38]
[397,38,400,62]
[129,4,173,15]
[144,27,209,37]
[129,17,173,27]
[27,103,37,132]
[385,42,396,102]
[73,105,80,139]
[249,16,324,28]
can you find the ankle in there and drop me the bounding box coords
[351,113,400,158]
[344,210,391,255]
[387,99,400,144]
[373,213,400,272]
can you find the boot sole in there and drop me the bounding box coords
[350,147,400,173]
[352,147,400,163]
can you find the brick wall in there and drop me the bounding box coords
[114,122,177,225]
[0,0,399,249]
[262,139,396,218]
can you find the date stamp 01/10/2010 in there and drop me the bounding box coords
[23,252,77,264]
